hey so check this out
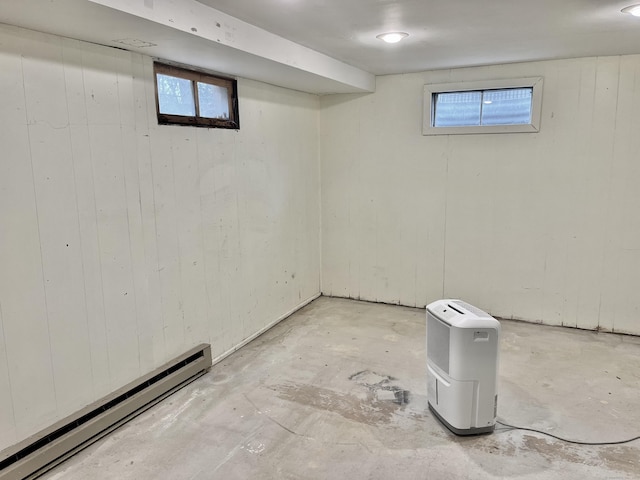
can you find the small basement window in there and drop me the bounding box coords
[154,62,239,129]
[423,77,542,135]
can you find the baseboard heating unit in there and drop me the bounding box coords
[426,300,500,435]
[0,343,212,480]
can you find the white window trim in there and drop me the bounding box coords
[422,77,543,135]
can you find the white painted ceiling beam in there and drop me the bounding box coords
[88,0,375,93]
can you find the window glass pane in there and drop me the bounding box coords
[481,88,532,125]
[156,74,195,116]
[434,91,482,127]
[197,82,230,120]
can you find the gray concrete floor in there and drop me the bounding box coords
[42,297,640,480]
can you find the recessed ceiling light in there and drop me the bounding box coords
[376,32,409,44]
[622,4,640,16]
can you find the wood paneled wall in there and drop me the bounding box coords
[321,55,640,335]
[0,25,320,452]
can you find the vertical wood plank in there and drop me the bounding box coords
[291,93,321,305]
[599,55,640,333]
[0,304,17,451]
[218,138,244,353]
[614,56,640,334]
[176,129,213,345]
[64,38,112,398]
[573,56,619,330]
[23,35,95,417]
[172,131,209,348]
[131,54,166,372]
[354,95,380,303]
[0,121,58,441]
[149,127,185,358]
[61,38,89,126]
[88,122,141,389]
[68,123,112,397]
[83,45,140,388]
[0,28,58,441]
[319,96,357,298]
[27,122,95,414]
[539,59,584,327]
[225,138,250,344]
[114,51,152,373]
[196,130,232,358]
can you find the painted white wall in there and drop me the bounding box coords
[320,55,640,336]
[0,24,320,452]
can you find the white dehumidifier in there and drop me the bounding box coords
[426,299,500,435]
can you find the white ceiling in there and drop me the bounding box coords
[199,0,640,75]
[2,0,640,94]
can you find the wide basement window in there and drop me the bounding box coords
[154,62,239,129]
[423,77,542,135]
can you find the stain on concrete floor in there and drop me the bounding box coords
[273,382,401,425]
[39,297,640,480]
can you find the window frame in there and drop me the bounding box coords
[154,62,239,129]
[422,77,543,135]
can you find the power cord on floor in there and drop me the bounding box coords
[495,420,640,446]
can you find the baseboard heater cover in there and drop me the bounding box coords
[0,343,212,480]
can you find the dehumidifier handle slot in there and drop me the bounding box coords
[428,364,451,387]
[447,303,465,315]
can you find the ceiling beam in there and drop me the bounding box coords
[88,0,375,94]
